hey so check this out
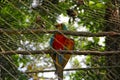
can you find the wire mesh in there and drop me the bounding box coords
[0,0,120,80]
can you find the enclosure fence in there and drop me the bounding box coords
[0,0,120,80]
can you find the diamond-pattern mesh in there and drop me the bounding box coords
[0,0,120,80]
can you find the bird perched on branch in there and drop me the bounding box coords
[74,0,84,6]
[49,23,74,80]
[66,9,78,23]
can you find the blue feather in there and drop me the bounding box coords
[58,54,63,64]
[62,23,67,30]
[49,35,54,47]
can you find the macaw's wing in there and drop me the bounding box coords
[55,54,64,80]
[62,38,75,68]
[64,38,74,50]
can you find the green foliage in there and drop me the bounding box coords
[0,0,108,79]
[70,70,106,80]
[0,1,31,79]
[69,0,107,79]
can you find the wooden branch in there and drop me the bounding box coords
[25,66,120,73]
[1,50,120,56]
[0,29,120,37]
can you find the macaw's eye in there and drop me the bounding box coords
[55,24,63,29]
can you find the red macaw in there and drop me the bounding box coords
[50,23,74,80]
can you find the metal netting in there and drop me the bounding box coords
[0,0,120,80]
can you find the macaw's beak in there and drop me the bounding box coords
[55,24,62,28]
[55,23,63,30]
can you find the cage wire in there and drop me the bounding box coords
[0,0,120,80]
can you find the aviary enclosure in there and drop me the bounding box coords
[0,0,120,80]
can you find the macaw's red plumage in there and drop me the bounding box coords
[52,34,66,50]
[50,23,74,80]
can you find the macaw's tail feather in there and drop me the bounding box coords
[50,53,57,71]
[58,70,63,80]
[56,63,63,80]
[50,53,63,74]
[50,54,63,80]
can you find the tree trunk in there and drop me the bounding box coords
[105,0,120,80]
